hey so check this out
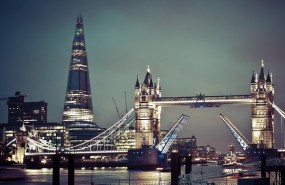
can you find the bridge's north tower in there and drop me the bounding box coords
[250,61,274,149]
[134,66,161,148]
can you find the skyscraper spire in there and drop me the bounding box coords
[77,14,83,24]
[62,15,102,146]
[63,15,94,124]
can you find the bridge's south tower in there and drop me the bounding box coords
[251,61,274,149]
[134,66,161,148]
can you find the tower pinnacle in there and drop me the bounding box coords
[258,60,265,83]
[157,77,161,90]
[135,74,140,88]
[251,71,255,84]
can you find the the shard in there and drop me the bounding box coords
[62,15,102,146]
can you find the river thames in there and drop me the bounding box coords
[0,165,245,185]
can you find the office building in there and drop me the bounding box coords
[6,91,47,124]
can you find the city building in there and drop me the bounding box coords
[62,15,103,146]
[23,101,47,124]
[196,145,217,159]
[6,91,47,124]
[33,122,66,148]
[178,136,197,156]
[0,123,22,144]
[7,91,25,124]
[115,126,135,150]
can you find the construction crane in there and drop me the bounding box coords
[125,91,128,114]
[112,97,122,119]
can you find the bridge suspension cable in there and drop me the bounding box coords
[219,114,250,151]
[25,108,135,155]
[5,138,16,147]
[272,103,285,149]
[156,114,189,154]
[27,137,57,151]
[65,108,135,151]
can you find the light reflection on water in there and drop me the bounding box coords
[0,165,240,185]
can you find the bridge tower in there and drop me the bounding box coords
[13,125,28,164]
[134,66,162,148]
[250,61,274,149]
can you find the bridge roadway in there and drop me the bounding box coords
[152,94,252,107]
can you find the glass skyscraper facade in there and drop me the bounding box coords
[62,15,103,146]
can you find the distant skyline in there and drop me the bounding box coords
[1,1,285,152]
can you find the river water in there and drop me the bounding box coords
[0,165,244,185]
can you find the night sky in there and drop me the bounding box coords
[1,1,285,152]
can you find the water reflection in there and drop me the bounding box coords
[0,165,241,185]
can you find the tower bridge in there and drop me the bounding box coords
[134,61,278,154]
[5,14,284,166]
[7,60,284,168]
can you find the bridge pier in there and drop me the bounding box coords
[171,152,180,185]
[52,154,60,185]
[261,154,266,178]
[68,154,75,185]
[185,156,192,174]
[52,154,75,185]
[171,153,192,185]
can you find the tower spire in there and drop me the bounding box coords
[251,71,255,84]
[144,65,151,86]
[157,77,161,90]
[266,69,272,83]
[135,74,140,88]
[258,60,265,83]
